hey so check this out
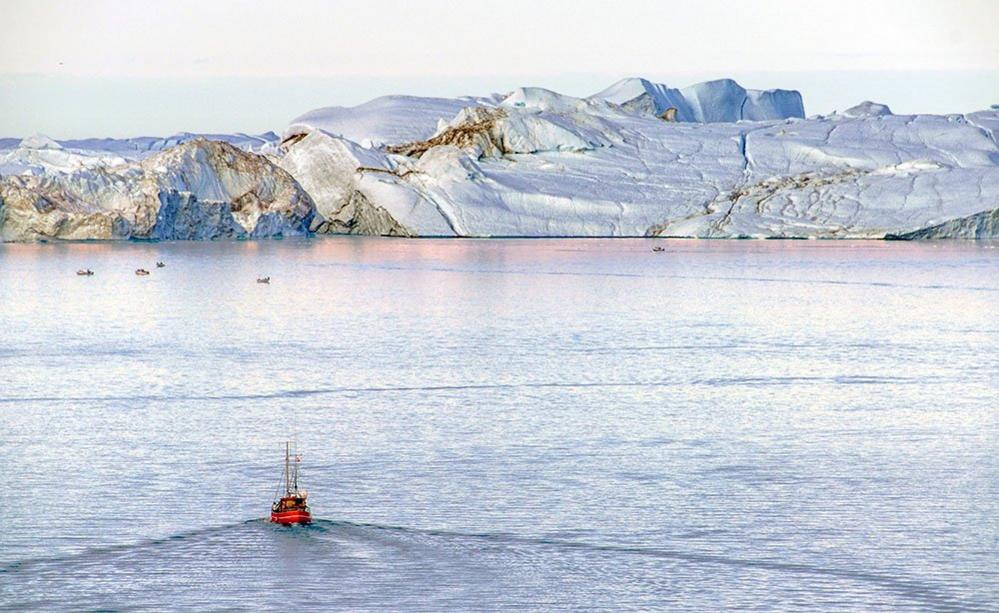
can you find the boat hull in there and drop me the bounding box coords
[270,509,311,525]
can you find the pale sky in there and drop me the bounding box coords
[2,0,998,137]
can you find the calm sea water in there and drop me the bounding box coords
[0,238,996,611]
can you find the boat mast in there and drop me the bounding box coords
[284,441,291,496]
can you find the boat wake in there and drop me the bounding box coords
[0,519,261,574]
[2,518,983,611]
[325,520,982,611]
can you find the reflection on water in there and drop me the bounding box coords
[0,238,996,610]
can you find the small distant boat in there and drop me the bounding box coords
[135,269,150,276]
[271,442,312,525]
[76,269,94,276]
[257,276,270,284]
[156,262,165,268]
[652,246,666,252]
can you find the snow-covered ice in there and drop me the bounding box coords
[276,78,998,239]
[284,95,503,149]
[2,77,997,241]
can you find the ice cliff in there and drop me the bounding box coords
[886,207,999,240]
[2,77,997,241]
[0,139,313,241]
[590,78,805,123]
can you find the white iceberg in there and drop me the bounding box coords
[3,77,997,241]
[278,78,998,238]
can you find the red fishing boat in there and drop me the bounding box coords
[270,442,311,525]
